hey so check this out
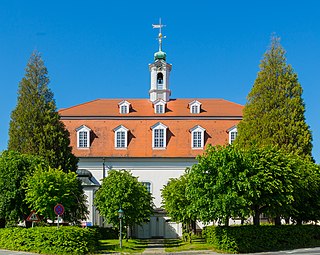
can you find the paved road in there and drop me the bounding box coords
[1,247,320,255]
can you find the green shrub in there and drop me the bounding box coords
[203,225,320,253]
[0,226,99,254]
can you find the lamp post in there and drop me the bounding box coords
[118,208,124,249]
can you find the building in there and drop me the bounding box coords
[59,22,243,238]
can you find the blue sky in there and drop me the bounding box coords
[0,1,319,162]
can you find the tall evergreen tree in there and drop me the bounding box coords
[236,36,312,158]
[8,51,78,171]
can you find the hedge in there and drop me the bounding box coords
[203,225,320,253]
[0,226,99,254]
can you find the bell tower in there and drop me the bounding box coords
[149,19,172,102]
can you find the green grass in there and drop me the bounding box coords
[97,239,147,254]
[164,238,217,252]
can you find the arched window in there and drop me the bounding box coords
[76,125,91,148]
[157,73,163,90]
[151,122,168,149]
[114,125,129,149]
[228,127,238,144]
[190,125,206,149]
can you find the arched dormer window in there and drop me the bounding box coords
[76,125,91,148]
[113,125,129,149]
[188,100,202,114]
[118,100,131,114]
[151,122,168,149]
[228,126,238,144]
[190,125,205,149]
[153,99,166,114]
[157,72,163,90]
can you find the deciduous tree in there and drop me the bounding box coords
[8,51,78,172]
[162,174,195,240]
[186,145,249,225]
[0,151,44,226]
[94,170,153,230]
[186,145,301,226]
[24,166,88,223]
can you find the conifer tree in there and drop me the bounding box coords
[8,51,78,171]
[236,36,312,158]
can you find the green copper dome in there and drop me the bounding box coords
[154,50,166,61]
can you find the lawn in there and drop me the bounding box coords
[164,238,217,252]
[97,239,147,254]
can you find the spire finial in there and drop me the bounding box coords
[152,18,166,52]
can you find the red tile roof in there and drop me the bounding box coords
[59,98,243,158]
[59,98,243,117]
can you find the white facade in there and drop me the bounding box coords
[79,157,197,238]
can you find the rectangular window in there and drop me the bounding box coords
[120,105,128,114]
[116,131,126,148]
[230,131,238,144]
[79,131,88,147]
[191,105,198,114]
[193,131,202,148]
[154,129,164,148]
[142,182,151,193]
[156,104,164,114]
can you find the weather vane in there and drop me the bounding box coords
[152,18,166,51]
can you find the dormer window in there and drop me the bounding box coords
[189,100,202,114]
[153,99,166,114]
[118,100,131,114]
[156,104,164,113]
[121,105,128,114]
[113,125,129,149]
[151,122,168,149]
[228,126,238,144]
[76,125,91,148]
[157,72,163,90]
[190,125,205,149]
[191,105,199,114]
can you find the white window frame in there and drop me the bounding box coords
[141,181,152,193]
[228,126,238,144]
[190,125,205,149]
[118,100,131,114]
[153,99,166,114]
[76,125,91,148]
[113,125,129,149]
[189,100,202,114]
[151,122,167,149]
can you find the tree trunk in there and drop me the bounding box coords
[224,218,229,226]
[191,220,196,235]
[253,210,260,226]
[0,218,5,228]
[274,216,281,226]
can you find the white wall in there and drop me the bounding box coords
[78,157,197,208]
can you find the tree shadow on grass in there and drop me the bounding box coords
[164,239,183,247]
[98,239,147,253]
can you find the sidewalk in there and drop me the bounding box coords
[142,239,165,254]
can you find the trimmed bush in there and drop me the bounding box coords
[0,226,99,254]
[203,225,320,253]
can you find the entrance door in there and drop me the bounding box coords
[150,216,164,238]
